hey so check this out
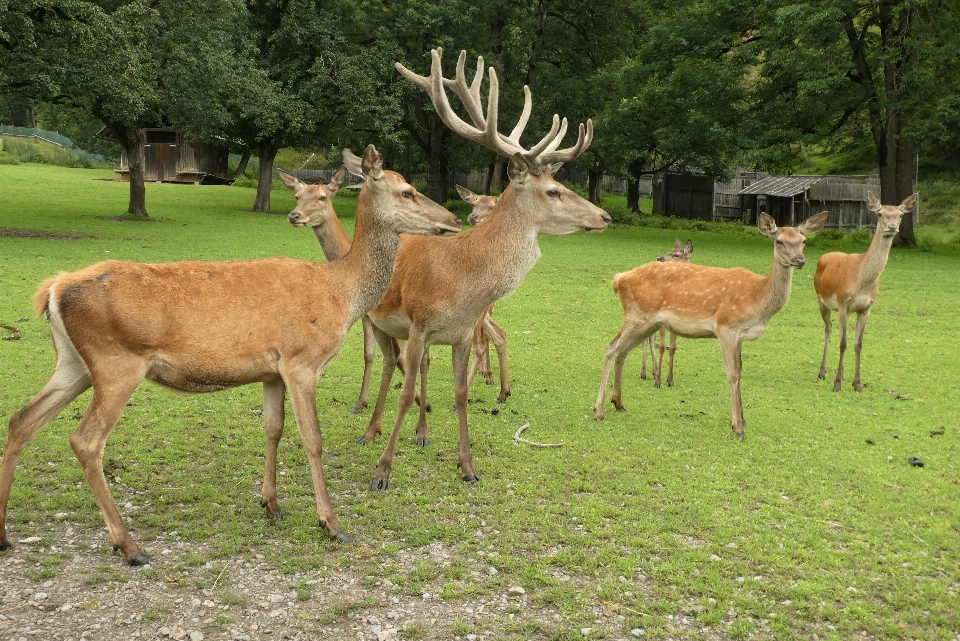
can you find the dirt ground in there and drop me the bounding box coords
[0,523,650,641]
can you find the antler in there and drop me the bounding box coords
[395,48,593,166]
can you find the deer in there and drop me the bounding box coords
[814,191,918,392]
[455,185,509,400]
[0,145,462,565]
[278,165,419,413]
[594,211,827,438]
[639,238,694,388]
[356,48,610,490]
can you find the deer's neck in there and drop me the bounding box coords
[757,256,796,322]
[330,194,402,324]
[474,188,541,298]
[858,223,895,286]
[311,216,353,262]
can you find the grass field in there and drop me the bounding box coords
[1,163,958,639]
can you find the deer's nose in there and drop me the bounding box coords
[601,214,612,225]
[657,256,665,262]
[288,212,300,224]
[795,257,807,268]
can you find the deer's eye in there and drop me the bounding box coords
[547,189,560,197]
[402,190,414,199]
[319,195,326,201]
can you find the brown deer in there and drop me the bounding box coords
[595,212,827,438]
[358,48,610,490]
[0,145,461,564]
[278,165,418,413]
[814,191,918,391]
[455,185,509,400]
[640,238,694,388]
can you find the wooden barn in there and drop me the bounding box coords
[96,127,231,184]
[653,170,914,231]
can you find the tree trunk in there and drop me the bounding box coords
[233,149,251,177]
[626,159,644,211]
[10,99,36,128]
[426,115,450,204]
[113,120,147,217]
[525,0,554,88]
[588,163,602,204]
[253,135,281,213]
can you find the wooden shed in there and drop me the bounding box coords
[96,127,231,184]
[652,172,715,220]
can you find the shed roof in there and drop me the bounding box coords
[738,175,821,197]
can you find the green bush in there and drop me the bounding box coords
[444,198,472,220]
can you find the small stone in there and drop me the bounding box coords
[507,586,526,597]
[630,629,645,637]
[19,537,42,544]
[189,633,204,641]
[580,628,593,636]
[158,626,171,637]
[268,594,284,603]
[34,593,48,601]
[487,566,498,576]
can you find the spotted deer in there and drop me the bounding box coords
[639,238,694,388]
[595,212,827,438]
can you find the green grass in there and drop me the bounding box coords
[1,163,960,639]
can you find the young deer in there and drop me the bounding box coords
[814,191,918,391]
[595,212,827,438]
[455,185,509,400]
[0,145,461,564]
[359,49,610,490]
[278,166,417,413]
[640,238,694,388]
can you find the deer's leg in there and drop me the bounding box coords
[666,332,678,388]
[483,315,510,403]
[396,339,428,411]
[0,355,91,551]
[285,368,350,543]
[817,302,832,380]
[466,332,486,391]
[260,379,286,518]
[350,317,377,414]
[69,368,148,564]
[718,334,745,439]
[372,332,426,490]
[833,307,850,392]
[852,309,871,392]
[452,339,480,482]
[654,327,667,388]
[595,323,650,420]
[640,336,649,381]
[358,329,399,444]
[415,351,431,447]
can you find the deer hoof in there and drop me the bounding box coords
[371,478,389,491]
[833,383,842,392]
[356,436,370,445]
[128,553,150,566]
[462,473,481,483]
[332,530,354,543]
[348,405,365,415]
[416,438,429,447]
[0,540,11,551]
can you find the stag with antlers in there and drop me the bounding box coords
[358,48,610,489]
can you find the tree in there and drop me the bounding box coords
[749,0,960,245]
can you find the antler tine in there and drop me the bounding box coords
[506,85,532,144]
[539,119,594,165]
[526,115,563,159]
[443,50,486,129]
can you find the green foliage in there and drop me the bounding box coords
[0,136,99,169]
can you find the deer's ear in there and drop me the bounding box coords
[759,212,778,238]
[507,153,532,185]
[866,190,882,213]
[328,166,347,195]
[277,168,305,193]
[899,192,918,214]
[456,184,478,203]
[342,148,364,178]
[799,211,829,235]
[361,144,384,181]
[684,239,693,256]
[548,161,564,175]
